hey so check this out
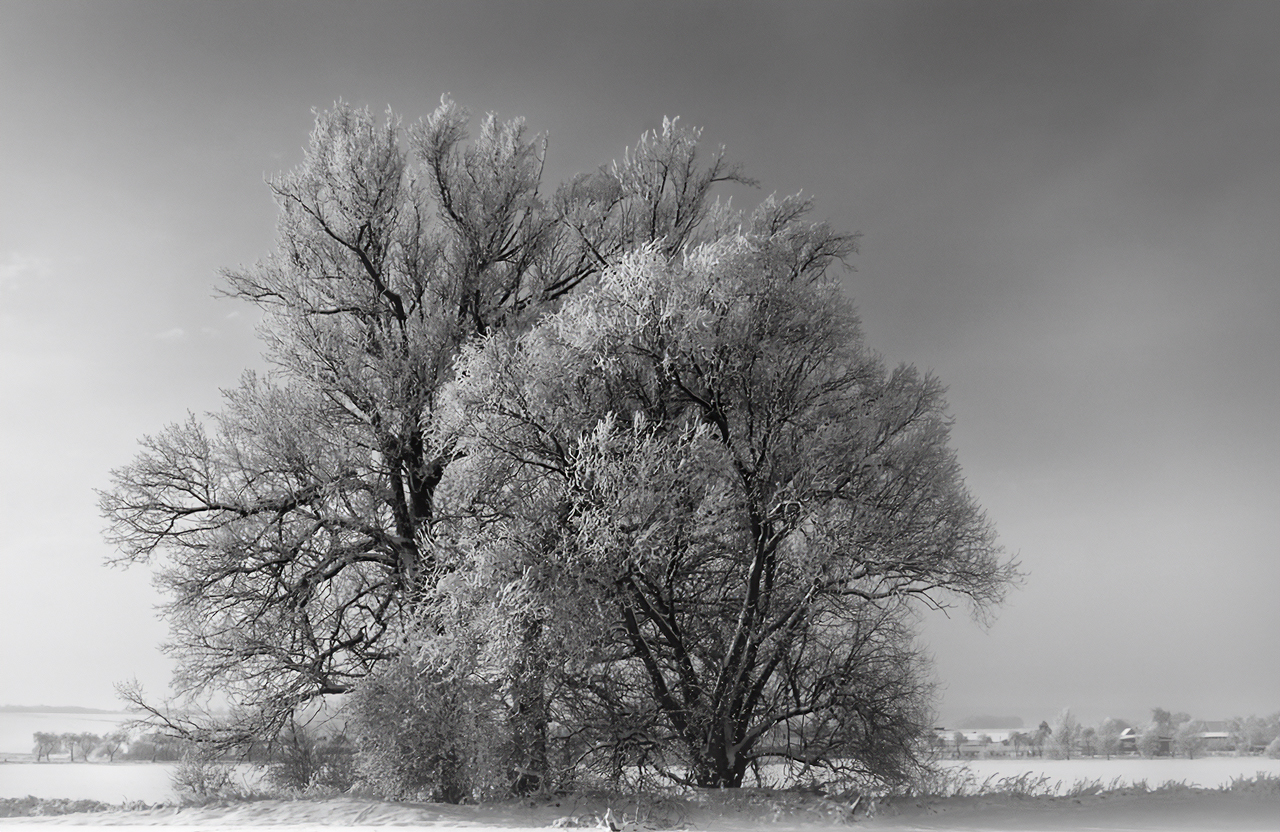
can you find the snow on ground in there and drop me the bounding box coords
[941,757,1280,793]
[1,760,1278,830]
[0,763,259,804]
[9,758,1271,806]
[0,788,1278,831]
[863,788,1280,830]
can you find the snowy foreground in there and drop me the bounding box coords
[2,760,1279,831]
[0,787,1278,832]
[7,759,1280,805]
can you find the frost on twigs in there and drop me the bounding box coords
[101,97,1015,799]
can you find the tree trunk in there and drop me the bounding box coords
[691,751,747,787]
[690,715,750,788]
[438,747,468,804]
[509,616,549,794]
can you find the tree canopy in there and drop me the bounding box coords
[101,98,1014,797]
[431,203,1013,788]
[101,100,747,742]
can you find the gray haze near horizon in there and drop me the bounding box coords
[1,0,1277,729]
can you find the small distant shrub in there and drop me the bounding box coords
[122,731,183,762]
[985,772,1057,797]
[262,722,355,794]
[1063,777,1120,798]
[1266,736,1280,759]
[898,763,968,797]
[171,746,245,803]
[1225,773,1280,793]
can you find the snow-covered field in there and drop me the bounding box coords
[3,756,1279,803]
[2,758,1278,829]
[1,787,1278,831]
[0,762,178,803]
[0,762,267,804]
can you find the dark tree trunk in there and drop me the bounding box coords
[438,747,468,804]
[509,617,549,794]
[692,725,751,788]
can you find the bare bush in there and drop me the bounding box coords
[262,722,355,795]
[345,653,509,803]
[170,746,245,803]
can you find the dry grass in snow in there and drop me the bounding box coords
[0,777,1278,832]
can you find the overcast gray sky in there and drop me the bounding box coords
[2,0,1276,728]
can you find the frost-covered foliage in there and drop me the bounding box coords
[100,98,748,762]
[1049,709,1080,760]
[344,645,510,803]
[170,745,246,803]
[102,96,1013,797]
[435,198,1015,788]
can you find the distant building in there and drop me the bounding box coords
[1195,720,1233,752]
[933,727,1020,758]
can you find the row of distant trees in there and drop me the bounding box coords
[31,730,186,763]
[940,709,1280,760]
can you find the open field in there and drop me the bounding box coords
[0,762,267,804]
[5,756,1280,802]
[0,762,180,804]
[1,786,1278,831]
[7,756,1280,805]
[1,760,1278,829]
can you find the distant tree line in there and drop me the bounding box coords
[29,723,348,769]
[31,730,134,762]
[937,708,1280,760]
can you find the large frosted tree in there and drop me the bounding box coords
[435,196,1017,788]
[100,99,747,750]
[102,97,1013,795]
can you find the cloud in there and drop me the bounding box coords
[154,327,187,341]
